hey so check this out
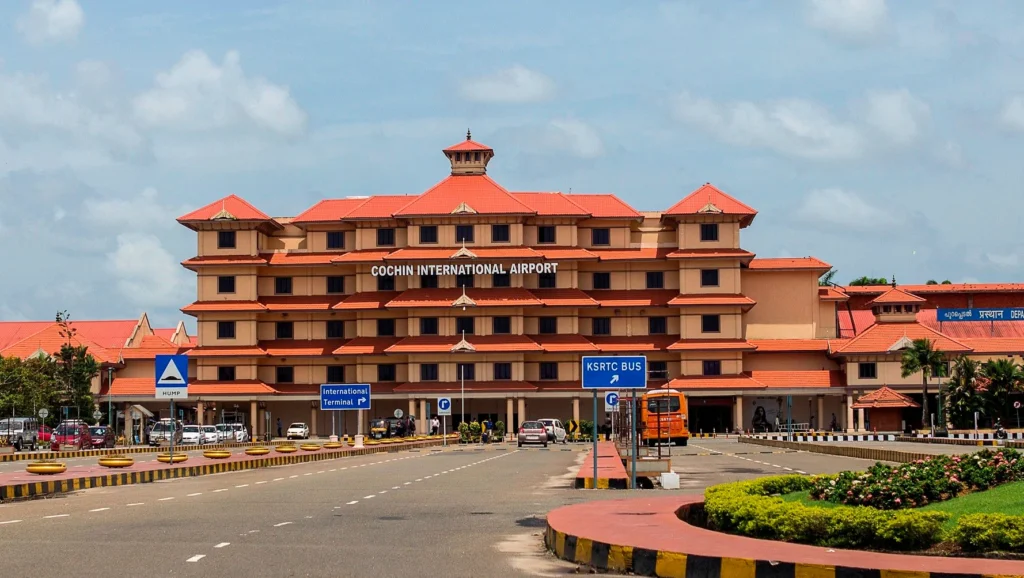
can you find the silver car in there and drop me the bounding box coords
[517,421,548,448]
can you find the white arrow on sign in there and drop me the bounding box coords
[358,397,367,404]
[610,375,619,384]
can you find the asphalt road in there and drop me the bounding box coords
[0,439,901,577]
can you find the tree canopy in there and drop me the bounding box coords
[849,276,890,286]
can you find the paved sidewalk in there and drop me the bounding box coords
[574,441,628,489]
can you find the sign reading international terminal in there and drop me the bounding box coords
[320,384,372,410]
[370,262,559,277]
[937,308,1024,322]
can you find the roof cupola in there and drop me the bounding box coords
[443,130,494,176]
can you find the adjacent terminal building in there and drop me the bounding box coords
[95,135,1024,437]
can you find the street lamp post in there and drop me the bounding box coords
[107,367,114,434]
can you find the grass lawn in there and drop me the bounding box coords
[782,481,1024,528]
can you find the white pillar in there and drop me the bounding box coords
[517,398,526,429]
[858,408,866,433]
[419,399,427,435]
[572,397,580,422]
[817,395,825,431]
[845,395,854,433]
[506,398,514,435]
[734,396,743,433]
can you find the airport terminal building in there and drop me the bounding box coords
[92,135,1024,437]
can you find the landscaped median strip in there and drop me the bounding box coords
[740,436,938,463]
[0,441,270,463]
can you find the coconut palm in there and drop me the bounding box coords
[900,338,946,428]
[944,355,984,429]
[981,358,1024,422]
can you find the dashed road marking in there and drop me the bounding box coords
[236,484,249,488]
[187,493,203,497]
[186,555,206,562]
[213,489,228,493]
[89,507,110,512]
[0,520,22,524]
[346,500,358,505]
[44,514,69,519]
[127,502,144,506]
[273,522,293,527]
[159,497,175,501]
[214,542,230,548]
[255,481,267,485]
[363,495,375,499]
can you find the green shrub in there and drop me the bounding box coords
[704,476,949,551]
[951,514,1024,552]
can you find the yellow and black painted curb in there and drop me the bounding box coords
[544,524,1010,578]
[0,439,444,501]
[896,436,1002,447]
[741,437,936,463]
[574,476,628,490]
[0,441,267,463]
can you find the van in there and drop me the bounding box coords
[0,417,39,451]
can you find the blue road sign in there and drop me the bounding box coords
[437,397,452,416]
[320,384,371,410]
[937,308,1024,322]
[604,391,620,412]
[581,356,647,389]
[154,354,189,399]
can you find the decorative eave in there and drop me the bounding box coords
[451,202,477,215]
[452,287,477,309]
[451,243,477,259]
[887,336,915,352]
[450,337,476,353]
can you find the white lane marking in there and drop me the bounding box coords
[346,500,358,505]
[404,482,412,485]
[303,473,312,476]
[273,522,293,527]
[186,555,206,563]
[44,514,70,519]
[0,520,22,524]
[289,475,298,479]
[378,490,387,494]
[127,503,144,506]
[796,470,807,474]
[213,489,228,493]
[783,467,793,471]
[771,464,782,468]
[329,469,337,472]
[236,484,249,488]
[89,508,110,512]
[273,478,284,482]
[187,493,203,497]
[214,542,230,549]
[159,497,175,501]
[392,486,400,490]
[317,470,325,474]
[415,478,422,482]
[256,481,267,485]
[363,495,375,499]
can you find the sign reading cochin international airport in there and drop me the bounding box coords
[370,262,560,277]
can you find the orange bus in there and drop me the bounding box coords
[640,390,690,446]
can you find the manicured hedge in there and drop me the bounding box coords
[704,475,949,551]
[952,514,1024,553]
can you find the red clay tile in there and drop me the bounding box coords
[747,257,831,270]
[663,183,757,227]
[178,194,272,222]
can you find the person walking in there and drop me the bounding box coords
[276,418,282,439]
[430,416,440,436]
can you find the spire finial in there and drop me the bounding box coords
[466,128,471,141]
[891,275,897,288]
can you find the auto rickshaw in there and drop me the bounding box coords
[369,419,388,440]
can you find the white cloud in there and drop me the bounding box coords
[806,0,887,42]
[672,92,865,160]
[132,50,308,136]
[863,89,930,145]
[16,0,84,45]
[83,187,191,231]
[106,233,192,309]
[458,65,555,104]
[545,119,605,159]
[999,96,1024,131]
[796,188,899,230]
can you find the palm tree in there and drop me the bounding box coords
[981,359,1023,422]
[819,269,838,286]
[900,338,946,428]
[944,355,984,429]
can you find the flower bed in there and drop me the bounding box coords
[810,449,1023,510]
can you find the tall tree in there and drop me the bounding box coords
[900,338,946,428]
[944,355,985,428]
[849,276,889,286]
[819,269,838,286]
[980,359,1023,422]
[53,311,99,423]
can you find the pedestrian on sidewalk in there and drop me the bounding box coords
[430,416,439,436]
[277,418,282,438]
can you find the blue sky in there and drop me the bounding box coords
[0,0,1022,329]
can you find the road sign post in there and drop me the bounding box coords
[438,397,452,447]
[155,354,189,462]
[320,384,372,411]
[581,356,647,488]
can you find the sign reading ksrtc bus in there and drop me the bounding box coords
[937,308,1024,322]
[581,356,648,389]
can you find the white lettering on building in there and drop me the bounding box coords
[370,262,559,277]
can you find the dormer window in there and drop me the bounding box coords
[218,231,236,249]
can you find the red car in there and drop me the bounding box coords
[52,423,92,450]
[89,426,116,448]
[37,425,52,443]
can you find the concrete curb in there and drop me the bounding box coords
[0,441,268,463]
[897,436,1003,447]
[0,439,444,501]
[573,477,628,489]
[740,437,936,463]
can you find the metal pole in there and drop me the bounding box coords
[657,394,663,460]
[592,389,598,486]
[460,365,465,428]
[443,416,447,447]
[169,398,175,461]
[786,395,793,442]
[631,394,637,489]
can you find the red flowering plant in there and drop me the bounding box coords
[810,449,1023,510]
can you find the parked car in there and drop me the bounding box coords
[517,421,548,448]
[215,424,233,442]
[0,417,39,451]
[53,422,92,449]
[148,419,183,446]
[88,426,116,448]
[286,422,310,440]
[37,424,52,444]
[230,423,249,442]
[181,425,203,445]
[537,418,568,444]
[201,425,219,444]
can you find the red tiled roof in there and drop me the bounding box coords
[663,183,757,226]
[387,288,541,308]
[332,337,400,355]
[958,338,1024,354]
[748,339,831,352]
[563,194,642,219]
[393,381,536,393]
[263,253,338,266]
[666,248,756,260]
[840,308,1024,339]
[851,386,920,409]
[191,380,276,395]
[842,283,1024,295]
[0,322,56,350]
[868,287,926,305]
[291,198,367,224]
[511,192,588,217]
[587,335,677,352]
[529,289,599,307]
[443,139,493,152]
[343,196,417,220]
[531,334,599,352]
[181,256,267,268]
[0,323,120,363]
[187,346,268,357]
[259,296,340,312]
[384,247,541,260]
[747,257,831,271]
[667,339,755,351]
[834,322,970,355]
[331,250,393,263]
[667,375,765,390]
[108,378,157,396]
[178,194,271,222]
[181,301,266,314]
[333,292,402,310]
[533,248,597,260]
[589,248,676,261]
[819,286,849,301]
[385,335,542,354]
[120,335,185,359]
[259,340,347,356]
[668,294,756,307]
[396,175,533,217]
[587,290,678,308]
[750,370,846,388]
[533,381,589,392]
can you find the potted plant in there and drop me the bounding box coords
[469,421,482,443]
[493,421,505,443]
[0,435,12,455]
[458,422,471,444]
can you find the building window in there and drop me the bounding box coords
[276,321,294,339]
[701,314,721,333]
[217,366,236,381]
[538,226,556,244]
[275,277,293,295]
[217,231,236,249]
[491,224,510,243]
[649,361,669,380]
[457,363,475,381]
[456,317,475,335]
[377,318,396,337]
[217,321,235,339]
[327,276,345,294]
[539,317,557,334]
[456,274,474,288]
[702,360,722,376]
[646,271,664,289]
[858,362,878,379]
[649,316,668,335]
[377,275,395,291]
[538,272,556,288]
[492,273,511,288]
[492,316,512,335]
[419,226,438,244]
[493,362,512,380]
[326,231,344,250]
[701,269,720,287]
[592,317,611,335]
[593,272,611,290]
[420,317,439,335]
[217,275,235,294]
[327,365,345,383]
[456,225,474,243]
[276,366,294,384]
[377,228,395,247]
[591,228,611,246]
[540,362,559,380]
[420,363,439,381]
[326,320,344,339]
[378,364,396,382]
[420,273,438,289]
[700,223,719,242]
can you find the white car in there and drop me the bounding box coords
[286,422,310,440]
[201,425,219,444]
[181,425,202,445]
[215,424,233,442]
[537,419,567,444]
[231,423,249,442]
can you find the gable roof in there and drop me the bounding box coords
[663,183,758,226]
[564,194,642,219]
[177,194,272,223]
[852,386,921,409]
[834,321,971,355]
[868,286,927,305]
[394,175,534,217]
[291,198,370,224]
[443,139,493,152]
